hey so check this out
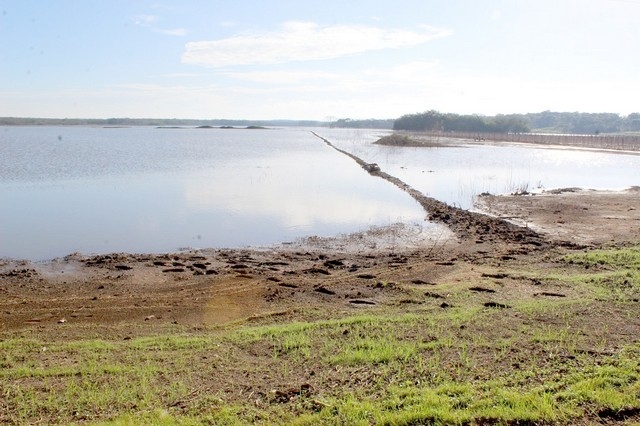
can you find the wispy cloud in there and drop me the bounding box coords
[182,21,452,67]
[132,13,188,36]
[226,70,338,84]
[133,14,158,26]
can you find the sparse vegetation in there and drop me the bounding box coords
[392,110,640,135]
[373,133,441,147]
[2,244,639,425]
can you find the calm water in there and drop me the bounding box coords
[322,129,640,209]
[0,126,424,260]
[1,126,639,260]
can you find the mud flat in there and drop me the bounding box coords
[476,186,640,245]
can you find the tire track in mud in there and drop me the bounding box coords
[311,131,551,248]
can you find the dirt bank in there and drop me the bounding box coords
[476,186,640,245]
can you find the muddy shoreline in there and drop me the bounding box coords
[2,181,638,334]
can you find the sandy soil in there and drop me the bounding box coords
[1,187,638,337]
[476,186,640,245]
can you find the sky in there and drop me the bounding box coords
[1,0,639,120]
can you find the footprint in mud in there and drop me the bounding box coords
[349,299,376,305]
[314,286,335,295]
[230,264,248,270]
[114,265,132,271]
[411,279,436,285]
[484,302,510,309]
[357,274,376,279]
[481,272,508,279]
[305,268,330,275]
[278,283,298,289]
[323,259,345,268]
[469,286,496,293]
[534,291,566,298]
[163,268,185,273]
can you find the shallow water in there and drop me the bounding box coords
[322,129,640,209]
[0,126,424,260]
[2,126,639,261]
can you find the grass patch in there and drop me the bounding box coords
[564,246,640,300]
[2,246,640,424]
[565,246,640,269]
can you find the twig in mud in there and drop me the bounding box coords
[427,227,450,257]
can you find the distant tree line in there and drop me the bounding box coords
[4,111,640,134]
[328,118,395,129]
[394,110,530,133]
[0,117,326,127]
[523,111,640,134]
[393,110,640,134]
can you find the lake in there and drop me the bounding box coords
[1,126,639,260]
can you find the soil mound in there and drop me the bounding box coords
[374,133,441,147]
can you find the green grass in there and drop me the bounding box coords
[2,246,640,425]
[565,246,640,269]
[563,246,640,302]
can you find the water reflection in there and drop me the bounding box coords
[325,130,640,209]
[183,151,422,228]
[0,126,426,260]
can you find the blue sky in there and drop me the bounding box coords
[1,0,639,120]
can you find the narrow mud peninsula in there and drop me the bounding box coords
[312,131,550,248]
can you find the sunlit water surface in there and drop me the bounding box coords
[323,129,640,209]
[0,126,424,260]
[1,126,639,260]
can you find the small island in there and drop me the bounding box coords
[374,133,441,147]
[197,125,268,130]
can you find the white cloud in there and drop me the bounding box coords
[182,21,452,67]
[133,13,188,36]
[133,14,157,26]
[225,70,338,84]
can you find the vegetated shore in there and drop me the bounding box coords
[1,138,640,424]
[379,130,640,153]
